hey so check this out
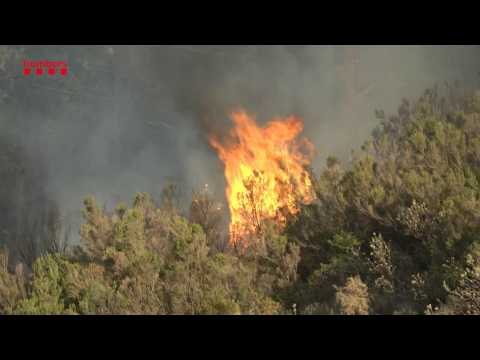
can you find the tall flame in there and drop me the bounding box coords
[209,110,315,245]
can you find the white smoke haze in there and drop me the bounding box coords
[1,45,479,245]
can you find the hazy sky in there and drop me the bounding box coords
[1,45,479,240]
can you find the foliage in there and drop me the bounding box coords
[0,192,298,314]
[334,276,370,315]
[1,85,480,315]
[287,85,480,314]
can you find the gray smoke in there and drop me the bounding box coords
[1,45,479,244]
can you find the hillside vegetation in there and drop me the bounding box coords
[1,85,480,314]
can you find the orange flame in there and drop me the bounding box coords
[209,110,315,246]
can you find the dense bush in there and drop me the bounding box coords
[1,85,480,315]
[287,85,480,314]
[1,193,299,314]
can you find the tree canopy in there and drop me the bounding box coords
[1,85,480,315]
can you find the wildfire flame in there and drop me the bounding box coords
[209,110,315,246]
